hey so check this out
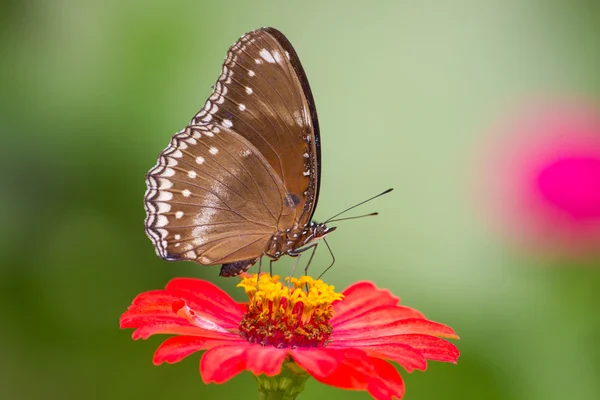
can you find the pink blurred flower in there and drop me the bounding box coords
[485,100,600,256]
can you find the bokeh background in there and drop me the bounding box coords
[2,1,599,399]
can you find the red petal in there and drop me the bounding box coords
[120,305,190,329]
[366,357,406,400]
[121,302,240,341]
[331,318,458,340]
[166,278,245,327]
[293,348,405,399]
[331,318,458,341]
[200,344,249,384]
[129,290,180,307]
[131,324,240,341]
[330,342,427,373]
[338,333,459,363]
[153,335,243,365]
[245,345,286,376]
[199,343,287,383]
[334,282,400,325]
[120,280,244,336]
[292,347,372,389]
[333,304,427,331]
[291,347,352,380]
[389,334,460,363]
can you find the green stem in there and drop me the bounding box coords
[256,361,310,400]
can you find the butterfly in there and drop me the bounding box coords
[144,27,337,277]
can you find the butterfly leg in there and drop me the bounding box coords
[255,256,263,290]
[302,243,319,291]
[302,243,319,276]
[286,254,303,288]
[317,238,336,280]
[287,243,319,275]
[287,243,319,290]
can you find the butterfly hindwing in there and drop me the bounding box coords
[144,123,295,264]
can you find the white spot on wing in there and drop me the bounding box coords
[163,168,175,177]
[246,87,253,94]
[157,202,171,213]
[196,156,205,164]
[222,119,233,128]
[273,50,283,63]
[259,48,276,63]
[248,70,255,77]
[174,234,181,240]
[156,215,169,227]
[182,189,191,197]
[185,250,196,259]
[157,191,173,201]
[303,171,310,176]
[188,170,197,179]
[176,211,184,219]
[238,104,246,111]
[209,147,219,155]
[158,178,173,189]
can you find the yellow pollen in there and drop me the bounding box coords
[237,274,343,348]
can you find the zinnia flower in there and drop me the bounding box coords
[120,274,459,400]
[483,100,600,256]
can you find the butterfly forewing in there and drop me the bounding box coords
[145,124,295,264]
[193,28,321,227]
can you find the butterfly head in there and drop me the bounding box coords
[312,222,336,240]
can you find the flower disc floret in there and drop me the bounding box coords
[237,274,344,348]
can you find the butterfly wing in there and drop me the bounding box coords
[192,28,321,228]
[144,123,295,264]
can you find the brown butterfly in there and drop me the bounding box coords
[144,27,338,277]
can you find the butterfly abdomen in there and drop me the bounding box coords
[220,258,259,277]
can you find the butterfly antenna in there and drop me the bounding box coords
[326,212,379,223]
[324,188,393,223]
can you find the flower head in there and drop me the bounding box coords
[120,274,459,400]
[484,100,600,256]
[237,274,342,348]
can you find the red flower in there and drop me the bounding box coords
[120,275,459,400]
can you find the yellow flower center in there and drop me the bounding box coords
[237,274,344,348]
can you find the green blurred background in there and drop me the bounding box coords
[2,1,599,399]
